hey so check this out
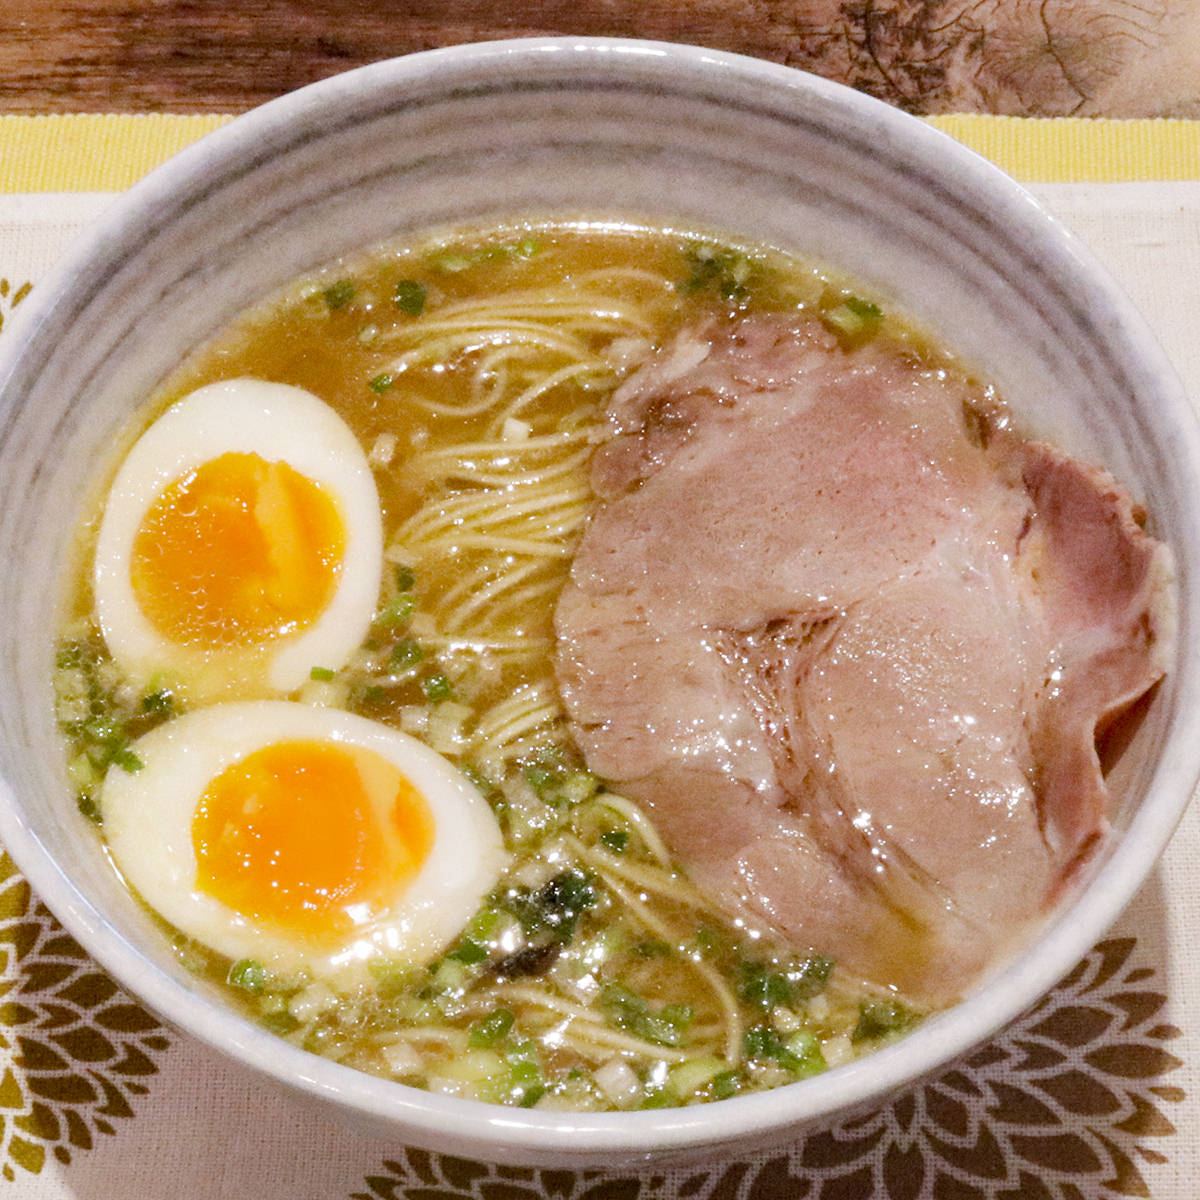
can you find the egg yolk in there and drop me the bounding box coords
[191,740,435,942]
[130,451,345,648]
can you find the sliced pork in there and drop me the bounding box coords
[554,314,1173,1004]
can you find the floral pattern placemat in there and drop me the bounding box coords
[2,120,1199,1199]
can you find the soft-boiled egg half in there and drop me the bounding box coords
[101,701,508,978]
[93,379,383,702]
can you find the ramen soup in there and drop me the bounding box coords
[55,220,1173,1112]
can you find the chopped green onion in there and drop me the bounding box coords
[521,759,598,807]
[393,280,427,316]
[784,1028,827,1077]
[82,714,117,741]
[309,666,335,682]
[430,238,542,274]
[744,1026,793,1065]
[369,956,417,996]
[742,1024,825,1076]
[56,643,84,670]
[422,673,453,702]
[737,962,793,1010]
[462,906,503,944]
[394,564,416,591]
[558,770,599,805]
[824,294,884,344]
[524,764,555,792]
[261,1009,301,1036]
[845,295,882,320]
[600,830,629,853]
[711,1069,742,1099]
[468,1007,515,1048]
[667,1054,726,1098]
[140,689,174,715]
[600,983,693,1047]
[447,938,487,965]
[505,1040,545,1107]
[76,793,102,824]
[67,752,100,792]
[109,747,143,774]
[322,279,356,310]
[431,252,474,273]
[510,1070,544,1107]
[368,372,395,394]
[227,959,267,994]
[853,997,915,1042]
[737,953,833,1009]
[429,957,468,992]
[790,954,835,1000]
[377,592,416,627]
[390,637,424,669]
[677,243,755,302]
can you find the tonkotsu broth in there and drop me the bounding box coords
[56,220,957,1111]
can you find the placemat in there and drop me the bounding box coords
[1,114,1198,1200]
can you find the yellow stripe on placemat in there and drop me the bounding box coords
[1,113,1198,192]
[928,115,1200,182]
[0,114,231,193]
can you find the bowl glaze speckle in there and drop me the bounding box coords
[1,38,1198,1167]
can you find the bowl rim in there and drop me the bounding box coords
[2,34,1199,1164]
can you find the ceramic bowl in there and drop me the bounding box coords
[0,37,1198,1168]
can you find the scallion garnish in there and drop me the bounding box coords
[468,1007,515,1048]
[376,592,416,627]
[742,1025,825,1077]
[322,279,356,310]
[393,280,427,316]
[447,938,487,965]
[140,689,174,715]
[227,959,267,993]
[824,294,884,344]
[600,983,693,1047]
[76,794,102,824]
[852,997,915,1042]
[391,637,423,669]
[110,747,143,774]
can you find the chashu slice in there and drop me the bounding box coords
[554,314,1173,1004]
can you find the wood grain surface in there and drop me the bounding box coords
[2,0,1200,119]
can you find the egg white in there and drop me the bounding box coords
[100,701,508,979]
[93,379,383,700]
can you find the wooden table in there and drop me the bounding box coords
[3,0,1200,118]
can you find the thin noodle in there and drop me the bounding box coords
[369,268,752,1078]
[491,986,693,1064]
[593,794,676,868]
[584,865,680,945]
[550,1023,692,1065]
[473,686,561,747]
[572,840,708,911]
[437,559,546,629]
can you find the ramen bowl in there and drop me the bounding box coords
[0,38,1198,1168]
